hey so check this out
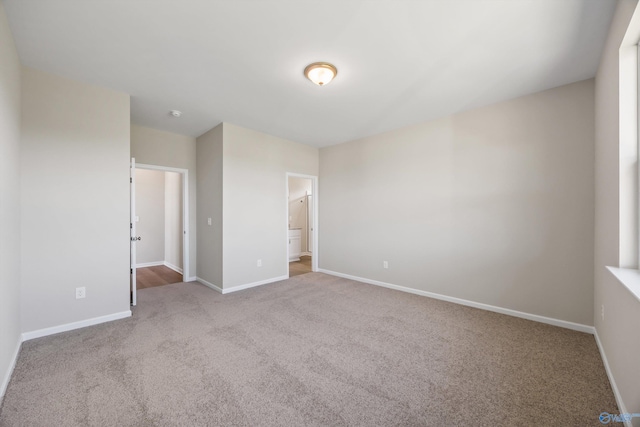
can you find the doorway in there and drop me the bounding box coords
[131,163,190,301]
[287,174,318,277]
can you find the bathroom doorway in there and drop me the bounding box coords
[287,174,317,277]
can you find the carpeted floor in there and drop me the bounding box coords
[0,273,617,426]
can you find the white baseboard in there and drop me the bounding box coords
[222,275,288,294]
[197,275,288,295]
[594,329,630,426]
[289,257,301,262]
[163,261,183,275]
[197,277,223,293]
[136,261,164,268]
[318,269,595,334]
[21,311,132,342]
[0,336,22,400]
[302,251,312,257]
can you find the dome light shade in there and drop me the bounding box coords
[304,62,337,86]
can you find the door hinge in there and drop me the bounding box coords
[130,177,133,183]
[130,223,132,229]
[130,268,133,274]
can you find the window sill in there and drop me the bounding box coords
[606,266,640,303]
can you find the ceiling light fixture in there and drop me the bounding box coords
[304,62,337,86]
[170,110,182,118]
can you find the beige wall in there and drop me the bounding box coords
[196,123,223,287]
[594,0,640,421]
[222,123,319,288]
[320,79,595,326]
[20,67,130,333]
[0,1,22,399]
[165,172,183,271]
[135,169,166,264]
[131,125,196,278]
[196,123,319,289]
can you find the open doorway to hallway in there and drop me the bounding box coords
[288,175,314,277]
[135,167,185,289]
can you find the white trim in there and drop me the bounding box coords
[197,275,288,295]
[130,157,137,306]
[136,261,164,268]
[136,163,187,174]
[0,337,21,400]
[606,266,640,303]
[163,261,183,275]
[222,275,288,294]
[185,276,197,282]
[594,329,631,427]
[196,277,223,293]
[318,269,595,334]
[21,311,132,342]
[137,261,184,274]
[301,251,312,257]
[136,163,190,284]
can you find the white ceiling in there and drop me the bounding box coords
[4,0,616,148]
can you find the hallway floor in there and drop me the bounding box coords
[289,255,312,277]
[137,265,183,289]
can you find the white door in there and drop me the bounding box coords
[130,158,137,306]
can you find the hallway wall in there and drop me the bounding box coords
[135,169,166,265]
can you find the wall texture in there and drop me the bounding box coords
[0,0,22,399]
[20,67,130,333]
[594,0,640,420]
[320,79,595,326]
[131,125,196,279]
[196,123,223,287]
[222,123,319,288]
[135,169,165,265]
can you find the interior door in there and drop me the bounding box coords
[130,158,137,306]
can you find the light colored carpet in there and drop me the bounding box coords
[0,273,617,426]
